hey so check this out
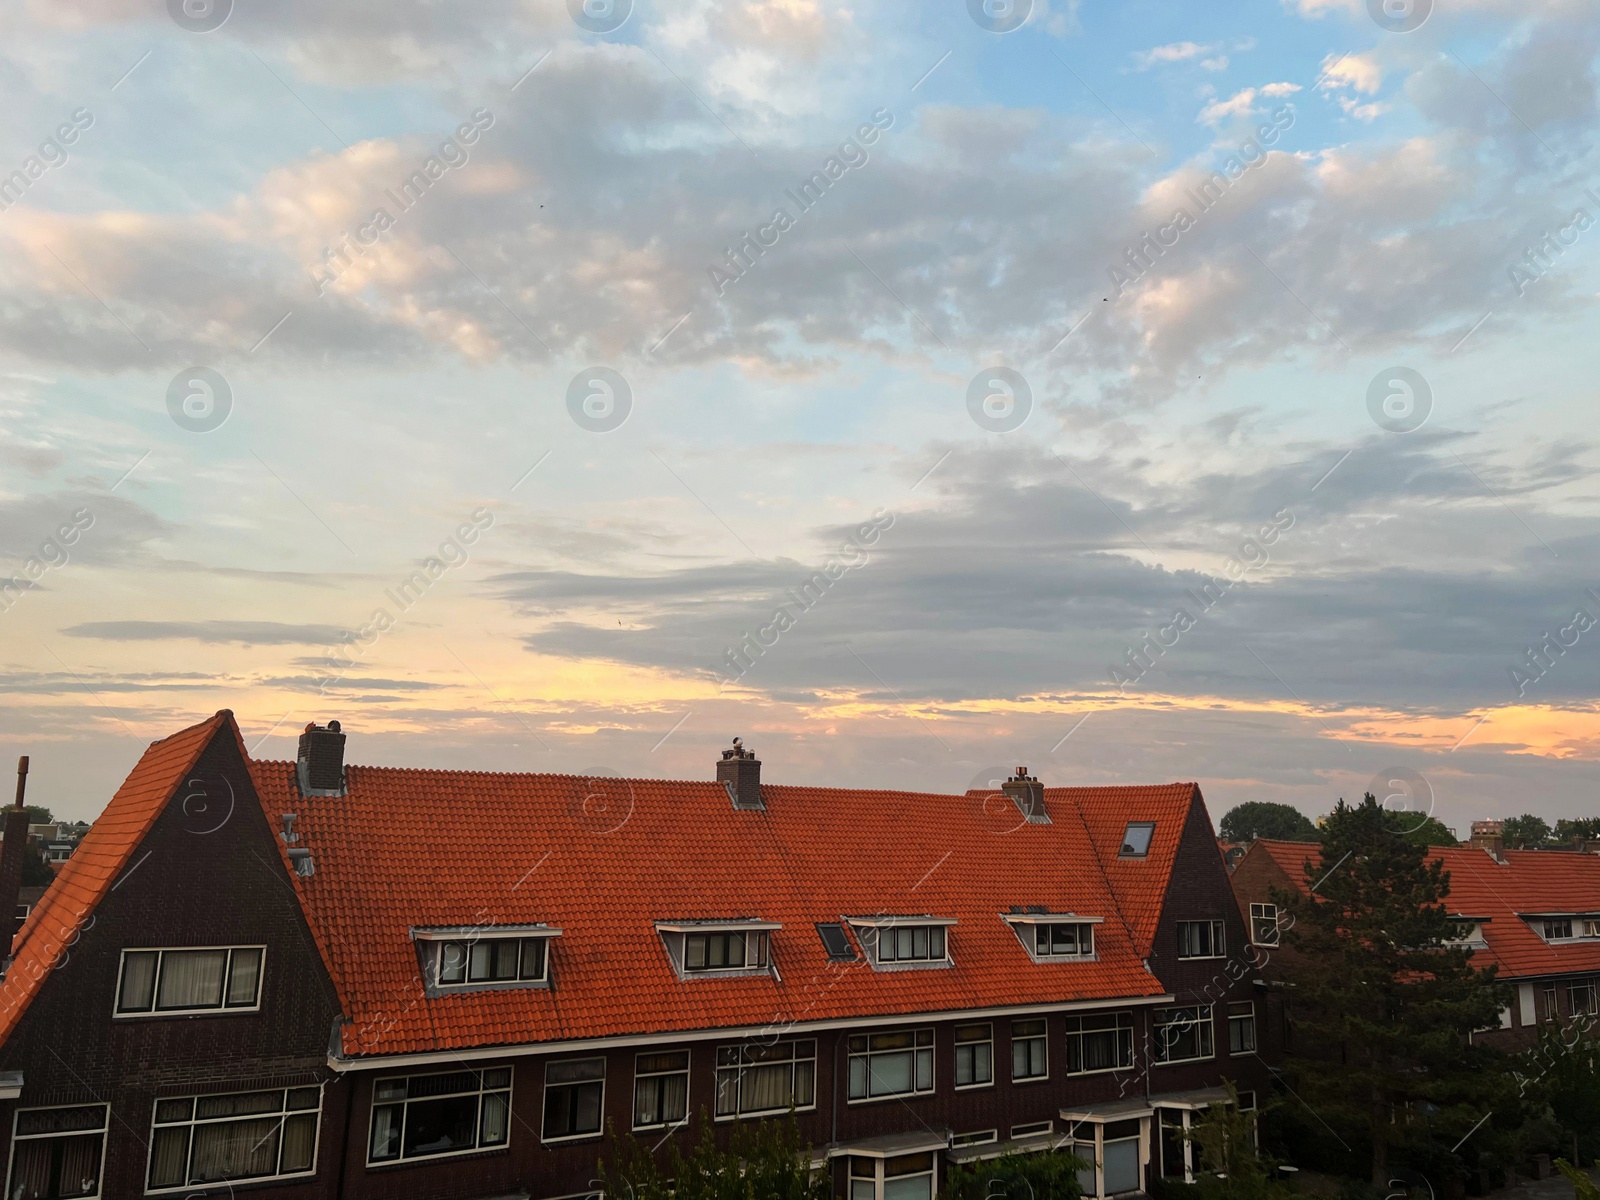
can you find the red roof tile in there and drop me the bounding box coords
[1238,837,1600,981]
[0,712,234,1044]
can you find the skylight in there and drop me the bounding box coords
[816,923,858,962]
[1120,821,1156,857]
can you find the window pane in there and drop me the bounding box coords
[156,950,228,1010]
[520,939,546,980]
[404,1094,479,1157]
[468,941,492,981]
[191,1116,280,1182]
[369,1105,401,1161]
[440,943,467,984]
[686,935,707,970]
[282,1112,318,1172]
[931,927,945,958]
[148,1126,190,1189]
[794,1059,815,1107]
[481,1093,510,1146]
[195,1091,282,1120]
[227,949,262,1006]
[287,1088,321,1111]
[155,1098,194,1124]
[915,1048,933,1091]
[897,928,914,960]
[727,933,745,967]
[869,1051,913,1095]
[547,1059,605,1085]
[119,952,158,1012]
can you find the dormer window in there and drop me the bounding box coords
[413,925,560,991]
[1120,822,1156,857]
[1545,918,1574,941]
[1001,912,1102,962]
[656,920,781,980]
[1446,917,1489,947]
[848,916,956,970]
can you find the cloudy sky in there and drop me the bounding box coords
[2,0,1597,834]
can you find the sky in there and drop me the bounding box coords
[1,0,1597,835]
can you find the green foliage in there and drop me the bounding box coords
[1519,1021,1600,1162]
[22,805,52,825]
[941,1149,1084,1199]
[1184,1085,1290,1200]
[1556,818,1600,844]
[1383,810,1459,848]
[597,1111,827,1200]
[1219,802,1319,844]
[1278,794,1522,1187]
[1557,1159,1600,1199]
[1500,814,1552,849]
[20,854,54,887]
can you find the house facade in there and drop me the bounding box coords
[0,713,1265,1200]
[1228,832,1600,1057]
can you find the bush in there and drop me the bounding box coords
[596,1111,826,1200]
[941,1149,1085,1200]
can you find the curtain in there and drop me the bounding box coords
[57,1134,103,1200]
[480,1093,510,1146]
[743,1062,793,1112]
[118,952,158,1011]
[9,1140,54,1199]
[369,1105,401,1160]
[157,950,227,1009]
[281,1113,317,1172]
[659,1073,688,1123]
[147,1127,192,1189]
[191,1117,280,1182]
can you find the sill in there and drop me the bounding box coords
[1065,1066,1134,1078]
[1229,1049,1258,1058]
[677,968,776,981]
[713,1103,818,1122]
[1011,1075,1051,1085]
[846,1091,936,1106]
[1153,1056,1215,1067]
[115,1007,261,1020]
[542,1132,605,1147]
[954,1081,995,1092]
[367,1144,510,1169]
[632,1119,690,1134]
[1175,955,1225,962]
[148,1170,316,1195]
[1029,955,1100,965]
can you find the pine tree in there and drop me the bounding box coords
[1277,794,1519,1188]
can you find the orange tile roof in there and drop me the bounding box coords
[0,712,234,1044]
[1238,837,1600,980]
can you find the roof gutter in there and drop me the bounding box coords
[326,992,1177,1073]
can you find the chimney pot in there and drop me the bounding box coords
[1001,767,1049,824]
[1468,819,1505,863]
[0,758,36,960]
[716,739,763,809]
[297,722,347,797]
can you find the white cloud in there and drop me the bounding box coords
[1134,41,1213,70]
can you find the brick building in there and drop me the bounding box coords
[0,713,1265,1199]
[1228,831,1600,1056]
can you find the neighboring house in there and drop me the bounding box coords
[0,713,1264,1200]
[1229,830,1600,1055]
[12,887,45,934]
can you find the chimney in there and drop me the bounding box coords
[296,721,347,797]
[1001,766,1050,824]
[717,738,763,810]
[1469,819,1505,863]
[0,758,36,958]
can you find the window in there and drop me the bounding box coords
[542,1059,605,1142]
[1544,983,1559,1022]
[1065,1012,1134,1074]
[1585,920,1600,938]
[146,1087,319,1192]
[369,1067,512,1163]
[1012,1120,1053,1139]
[871,925,947,965]
[633,1051,689,1130]
[1011,1018,1048,1080]
[437,938,548,986]
[1120,821,1156,857]
[848,1030,934,1101]
[1176,920,1225,959]
[1034,923,1095,958]
[1570,979,1598,1017]
[953,1024,993,1089]
[1545,917,1574,941]
[686,931,769,971]
[6,1105,106,1200]
[115,947,263,1016]
[817,923,858,961]
[1228,1001,1256,1055]
[952,1130,997,1148]
[850,1152,936,1200]
[1249,903,1279,946]
[1153,1005,1215,1064]
[715,1039,816,1119]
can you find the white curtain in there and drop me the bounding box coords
[157,950,227,1009]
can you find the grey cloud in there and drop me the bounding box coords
[62,620,349,645]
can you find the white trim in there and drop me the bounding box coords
[1000,913,1104,926]
[539,1057,606,1146]
[412,925,562,941]
[144,1084,322,1195]
[366,1065,514,1167]
[845,1027,936,1105]
[654,920,782,934]
[113,945,267,1019]
[7,1103,109,1200]
[630,1048,692,1133]
[844,915,958,929]
[328,993,1176,1072]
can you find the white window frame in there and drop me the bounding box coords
[1064,1012,1134,1076]
[412,926,559,992]
[1248,903,1279,947]
[1012,1120,1053,1139]
[1001,913,1102,962]
[714,1038,817,1120]
[6,1103,108,1200]
[1569,978,1598,1017]
[1152,1005,1215,1065]
[846,916,956,972]
[1228,1001,1257,1056]
[847,1028,935,1103]
[1544,917,1576,942]
[849,1151,936,1200]
[1176,920,1225,960]
[632,1050,690,1132]
[113,945,266,1018]
[953,1023,994,1090]
[1011,1017,1049,1082]
[146,1085,322,1194]
[367,1066,514,1165]
[952,1130,998,1148]
[655,920,781,981]
[541,1058,607,1146]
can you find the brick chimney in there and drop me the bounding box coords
[296,720,347,797]
[1469,819,1505,863]
[1001,767,1049,824]
[717,738,763,810]
[0,758,36,958]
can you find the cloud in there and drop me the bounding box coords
[1135,41,1213,69]
[1197,84,1299,126]
[62,620,350,645]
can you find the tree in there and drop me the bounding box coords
[942,1149,1084,1199]
[1556,818,1600,844]
[1387,812,1458,848]
[1185,1083,1289,1200]
[597,1110,827,1200]
[22,805,52,825]
[20,855,53,887]
[1278,794,1521,1189]
[1219,802,1319,843]
[1501,814,1552,849]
